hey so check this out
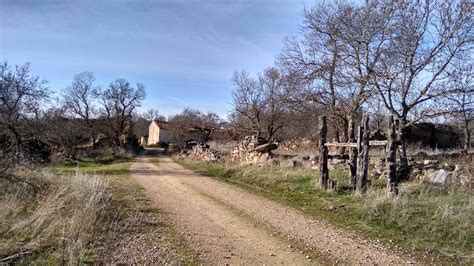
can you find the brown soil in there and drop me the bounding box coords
[131,152,416,264]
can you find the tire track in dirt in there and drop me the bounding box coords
[131,153,415,264]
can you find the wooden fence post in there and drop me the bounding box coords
[319,116,329,190]
[347,116,357,187]
[387,116,398,197]
[356,115,369,195]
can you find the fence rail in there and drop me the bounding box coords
[318,114,399,196]
[324,140,389,148]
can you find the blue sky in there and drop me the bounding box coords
[0,0,310,118]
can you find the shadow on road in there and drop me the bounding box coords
[141,147,166,156]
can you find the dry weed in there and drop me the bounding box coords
[1,169,109,264]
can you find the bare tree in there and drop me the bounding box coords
[0,61,49,152]
[143,108,166,121]
[231,70,263,137]
[278,1,394,144]
[445,60,474,151]
[231,67,287,141]
[278,2,345,141]
[0,61,49,190]
[133,108,166,138]
[63,72,98,148]
[337,0,395,122]
[41,104,89,159]
[168,108,222,145]
[96,79,146,147]
[370,0,473,178]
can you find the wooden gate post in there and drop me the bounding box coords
[387,116,398,197]
[319,116,329,190]
[348,116,357,187]
[356,115,369,195]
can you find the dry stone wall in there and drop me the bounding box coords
[179,143,222,162]
[231,136,277,164]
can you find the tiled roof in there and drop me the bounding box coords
[153,120,171,130]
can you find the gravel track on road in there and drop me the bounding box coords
[131,154,415,264]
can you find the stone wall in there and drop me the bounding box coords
[279,138,315,152]
[179,143,222,162]
[230,136,277,164]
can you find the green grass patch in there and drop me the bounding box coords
[55,158,133,176]
[178,159,473,264]
[149,157,160,167]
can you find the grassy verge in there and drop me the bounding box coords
[177,159,473,264]
[0,158,197,264]
[55,158,198,264]
[1,167,111,264]
[148,157,160,167]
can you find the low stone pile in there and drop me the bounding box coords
[411,160,472,189]
[231,136,278,164]
[164,144,181,155]
[279,138,315,152]
[180,143,222,162]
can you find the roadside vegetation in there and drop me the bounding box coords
[178,159,473,264]
[149,157,160,167]
[1,0,472,264]
[0,168,108,264]
[0,157,197,264]
[0,58,200,263]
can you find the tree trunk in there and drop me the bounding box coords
[397,121,409,181]
[387,116,398,197]
[464,120,471,151]
[319,116,329,190]
[339,117,349,155]
[347,116,357,187]
[91,127,97,149]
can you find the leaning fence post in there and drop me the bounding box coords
[348,116,357,187]
[387,116,398,197]
[319,116,329,190]
[356,115,369,195]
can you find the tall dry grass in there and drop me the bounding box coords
[362,181,474,259]
[0,169,108,264]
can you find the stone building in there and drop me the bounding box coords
[148,120,171,145]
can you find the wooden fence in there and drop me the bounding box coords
[319,115,399,196]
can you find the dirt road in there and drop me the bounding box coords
[131,153,415,264]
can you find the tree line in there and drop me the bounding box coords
[1,0,472,185]
[230,0,473,177]
[0,62,146,168]
[0,61,227,161]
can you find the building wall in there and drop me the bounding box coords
[148,122,171,145]
[148,122,160,145]
[159,128,171,143]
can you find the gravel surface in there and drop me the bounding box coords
[131,154,417,264]
[98,187,194,264]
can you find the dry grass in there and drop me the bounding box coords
[0,170,109,264]
[1,154,197,264]
[55,157,199,264]
[361,181,474,259]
